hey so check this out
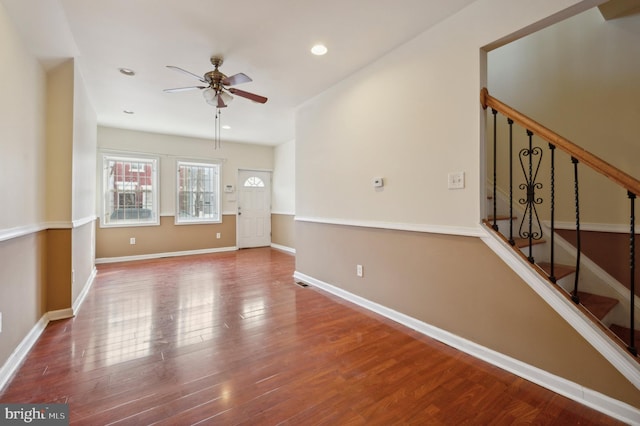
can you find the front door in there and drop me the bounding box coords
[237,170,272,249]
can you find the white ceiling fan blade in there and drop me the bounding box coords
[163,86,207,93]
[222,73,252,87]
[166,65,207,84]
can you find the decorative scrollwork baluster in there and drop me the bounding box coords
[518,130,543,263]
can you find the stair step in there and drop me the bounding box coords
[537,262,576,280]
[513,237,546,248]
[610,324,640,350]
[576,291,618,321]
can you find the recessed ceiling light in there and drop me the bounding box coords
[222,125,231,130]
[310,44,328,56]
[119,68,135,76]
[123,110,134,114]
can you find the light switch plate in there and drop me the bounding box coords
[448,172,465,189]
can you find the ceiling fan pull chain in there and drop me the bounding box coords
[214,108,221,149]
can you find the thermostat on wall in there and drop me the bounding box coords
[224,184,234,193]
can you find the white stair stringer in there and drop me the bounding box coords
[486,184,640,330]
[481,225,640,392]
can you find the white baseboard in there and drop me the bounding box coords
[72,267,97,315]
[47,309,74,321]
[270,243,296,254]
[293,270,640,425]
[0,264,100,392]
[95,246,238,264]
[0,315,48,392]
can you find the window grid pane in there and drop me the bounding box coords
[177,162,220,224]
[103,156,158,226]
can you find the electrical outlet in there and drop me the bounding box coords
[356,264,364,277]
[129,237,136,245]
[448,172,465,189]
[216,233,221,239]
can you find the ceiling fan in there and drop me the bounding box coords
[163,56,268,108]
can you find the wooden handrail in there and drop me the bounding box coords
[481,87,640,196]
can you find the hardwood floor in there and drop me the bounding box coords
[0,248,623,424]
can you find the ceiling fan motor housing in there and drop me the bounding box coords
[205,57,226,92]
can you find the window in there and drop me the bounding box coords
[176,160,221,224]
[101,154,159,227]
[243,176,265,187]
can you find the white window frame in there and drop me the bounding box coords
[100,153,159,227]
[175,159,221,225]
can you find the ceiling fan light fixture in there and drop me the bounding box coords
[311,44,328,56]
[219,92,233,105]
[203,88,217,105]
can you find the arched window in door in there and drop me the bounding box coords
[243,176,265,187]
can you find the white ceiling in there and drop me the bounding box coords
[3,0,478,145]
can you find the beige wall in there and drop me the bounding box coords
[273,140,295,214]
[296,0,596,230]
[72,63,97,222]
[46,60,74,223]
[0,2,97,372]
[487,8,640,225]
[271,214,295,249]
[296,221,640,407]
[96,127,274,259]
[96,215,236,259]
[72,222,95,303]
[0,3,48,369]
[70,61,97,305]
[47,229,72,311]
[0,2,46,229]
[97,126,274,216]
[46,58,97,309]
[0,233,47,368]
[293,0,640,411]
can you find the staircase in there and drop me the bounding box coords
[486,206,638,356]
[482,87,640,362]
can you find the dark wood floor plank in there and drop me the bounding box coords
[0,248,625,424]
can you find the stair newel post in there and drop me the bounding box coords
[549,143,556,283]
[508,118,515,246]
[628,191,637,356]
[492,108,499,231]
[571,157,581,304]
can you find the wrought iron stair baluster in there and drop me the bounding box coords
[549,143,556,283]
[518,130,543,264]
[508,118,515,245]
[492,108,498,231]
[629,191,637,356]
[571,157,581,304]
